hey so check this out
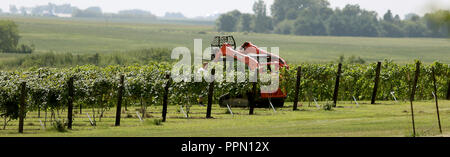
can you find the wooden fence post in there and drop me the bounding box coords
[206,69,215,118]
[249,69,259,115]
[447,80,450,100]
[249,81,257,115]
[18,82,27,133]
[38,70,41,118]
[293,66,302,111]
[115,75,124,126]
[79,103,82,114]
[332,63,342,107]
[79,77,82,114]
[431,67,442,134]
[162,74,171,122]
[371,62,381,104]
[67,77,74,129]
[410,61,420,137]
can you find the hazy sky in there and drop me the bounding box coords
[1,0,449,18]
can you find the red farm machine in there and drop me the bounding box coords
[206,35,289,108]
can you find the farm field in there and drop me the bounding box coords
[1,15,450,64]
[1,100,449,137]
[0,15,449,138]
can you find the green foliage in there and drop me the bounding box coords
[0,72,21,130]
[381,21,405,37]
[217,2,273,33]
[338,55,366,64]
[51,119,67,132]
[322,102,333,111]
[274,20,294,34]
[0,20,35,54]
[0,48,171,69]
[424,10,450,37]
[383,10,394,22]
[216,0,449,38]
[0,86,20,130]
[238,14,253,32]
[403,20,428,37]
[144,119,162,126]
[253,0,272,33]
[293,16,327,35]
[0,20,20,52]
[153,119,162,126]
[327,5,380,36]
[16,44,34,54]
[0,61,448,124]
[283,60,449,102]
[216,10,241,32]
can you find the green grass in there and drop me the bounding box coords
[1,15,450,64]
[1,100,449,137]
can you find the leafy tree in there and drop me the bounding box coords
[383,10,394,22]
[228,10,242,18]
[0,20,20,53]
[394,15,401,22]
[253,0,272,33]
[238,13,253,32]
[352,6,380,36]
[405,13,420,21]
[214,0,449,38]
[327,9,348,36]
[274,20,294,34]
[216,13,237,32]
[403,20,427,37]
[285,9,299,20]
[216,10,241,32]
[381,21,405,37]
[293,16,327,35]
[289,1,331,36]
[424,10,450,37]
[326,5,380,36]
[380,10,405,37]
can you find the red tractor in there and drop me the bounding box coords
[206,36,289,108]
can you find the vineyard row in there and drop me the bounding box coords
[0,60,449,131]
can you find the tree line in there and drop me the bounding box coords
[4,3,157,19]
[216,0,450,38]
